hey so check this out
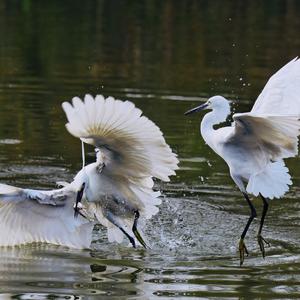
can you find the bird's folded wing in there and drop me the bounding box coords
[251,57,300,116]
[62,95,179,181]
[0,183,93,248]
[229,113,300,160]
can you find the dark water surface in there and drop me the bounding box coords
[0,1,300,299]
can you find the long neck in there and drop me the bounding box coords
[200,106,230,149]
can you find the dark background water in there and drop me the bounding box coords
[0,1,300,299]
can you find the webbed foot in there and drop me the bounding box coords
[257,234,270,258]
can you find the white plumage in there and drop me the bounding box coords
[62,95,178,181]
[62,95,179,246]
[185,58,300,265]
[0,95,178,249]
[0,95,178,248]
[0,183,94,248]
[252,57,300,115]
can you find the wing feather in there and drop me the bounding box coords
[62,95,179,182]
[230,113,300,160]
[0,183,93,248]
[251,57,300,115]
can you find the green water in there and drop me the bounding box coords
[0,1,300,299]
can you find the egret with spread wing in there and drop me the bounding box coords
[62,95,179,248]
[185,58,300,265]
[0,95,178,249]
[62,95,178,247]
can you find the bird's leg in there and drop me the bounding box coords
[132,210,147,249]
[74,183,86,218]
[119,227,136,248]
[257,194,270,258]
[239,192,257,266]
[106,212,136,248]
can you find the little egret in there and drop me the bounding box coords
[185,58,300,265]
[0,95,178,249]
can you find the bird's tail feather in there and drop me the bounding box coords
[246,160,292,199]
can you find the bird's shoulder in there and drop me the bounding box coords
[214,126,236,145]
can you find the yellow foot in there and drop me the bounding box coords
[239,238,249,266]
[257,234,270,258]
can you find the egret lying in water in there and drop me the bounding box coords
[0,95,178,249]
[185,58,300,265]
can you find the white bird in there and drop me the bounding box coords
[0,95,179,249]
[185,58,300,265]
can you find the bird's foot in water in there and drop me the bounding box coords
[132,210,147,249]
[133,227,147,249]
[257,234,270,258]
[239,238,249,266]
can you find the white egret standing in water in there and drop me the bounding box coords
[0,95,179,249]
[185,58,300,265]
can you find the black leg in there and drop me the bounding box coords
[257,194,270,258]
[132,210,147,249]
[74,183,85,218]
[240,193,257,239]
[105,211,136,248]
[239,192,257,266]
[119,227,136,248]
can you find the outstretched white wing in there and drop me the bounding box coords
[251,57,300,115]
[228,113,300,198]
[62,95,179,245]
[0,183,93,248]
[62,95,179,182]
[230,113,300,160]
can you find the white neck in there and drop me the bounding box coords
[200,105,231,150]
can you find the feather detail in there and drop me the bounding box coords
[251,57,300,116]
[231,113,300,160]
[62,95,179,182]
[247,160,292,199]
[0,183,94,248]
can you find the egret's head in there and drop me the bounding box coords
[184,96,230,115]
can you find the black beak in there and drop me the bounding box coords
[74,182,86,218]
[184,103,208,115]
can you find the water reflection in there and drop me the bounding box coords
[0,244,300,299]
